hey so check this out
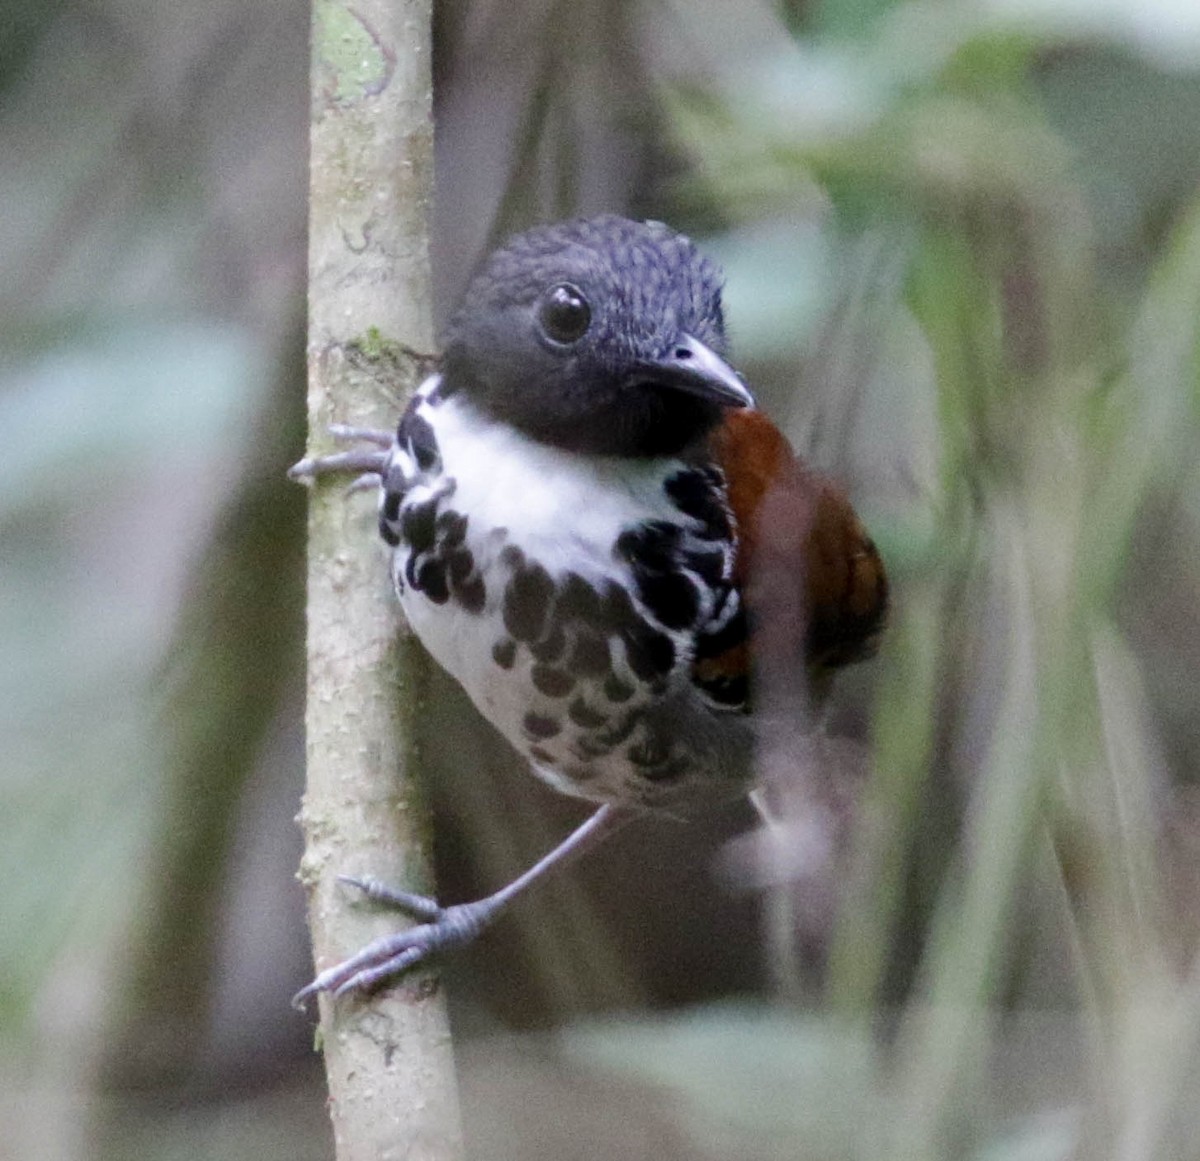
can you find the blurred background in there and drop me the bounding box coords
[4,0,1200,1157]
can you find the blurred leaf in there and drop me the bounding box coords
[703,221,834,359]
[564,1005,885,1158]
[0,0,67,93]
[0,320,261,508]
[982,0,1200,70]
[564,1006,1085,1160]
[1038,49,1200,283]
[0,317,269,1030]
[972,1111,1078,1161]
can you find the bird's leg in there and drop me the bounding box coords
[288,424,393,484]
[292,804,631,1006]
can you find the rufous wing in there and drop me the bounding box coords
[707,409,888,679]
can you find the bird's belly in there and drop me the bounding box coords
[392,532,750,810]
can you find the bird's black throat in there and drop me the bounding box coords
[442,357,724,458]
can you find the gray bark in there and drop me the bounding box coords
[301,1,464,1157]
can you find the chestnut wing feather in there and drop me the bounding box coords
[703,410,888,687]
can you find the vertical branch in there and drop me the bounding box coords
[302,1,463,1157]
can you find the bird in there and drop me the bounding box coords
[289,214,887,1004]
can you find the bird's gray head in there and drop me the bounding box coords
[441,215,754,457]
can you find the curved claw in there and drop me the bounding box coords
[291,927,430,1009]
[333,947,426,999]
[291,898,497,1008]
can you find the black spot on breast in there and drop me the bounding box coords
[641,757,688,783]
[523,712,561,740]
[627,733,671,768]
[529,746,556,765]
[620,621,676,682]
[455,574,486,614]
[602,673,634,703]
[444,537,484,611]
[600,582,640,634]
[556,572,602,621]
[564,764,600,783]
[403,412,440,471]
[573,736,612,759]
[628,723,688,780]
[597,583,675,679]
[532,665,574,698]
[665,469,728,540]
[596,711,640,748]
[446,546,474,585]
[685,545,728,586]
[615,522,702,630]
[614,522,681,573]
[529,624,566,663]
[401,499,438,554]
[416,558,449,604]
[695,597,747,660]
[635,572,699,631]
[492,638,517,669]
[436,510,468,546]
[567,698,608,729]
[503,562,554,641]
[567,632,610,677]
[380,471,405,546]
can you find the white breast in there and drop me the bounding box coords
[387,388,686,792]
[428,392,681,570]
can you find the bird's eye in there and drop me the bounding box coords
[536,284,591,346]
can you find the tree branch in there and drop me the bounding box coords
[301,1,463,1156]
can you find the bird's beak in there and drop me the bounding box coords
[636,333,755,409]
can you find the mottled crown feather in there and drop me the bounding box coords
[446,215,727,354]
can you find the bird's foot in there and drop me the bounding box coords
[291,878,497,1008]
[287,425,392,485]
